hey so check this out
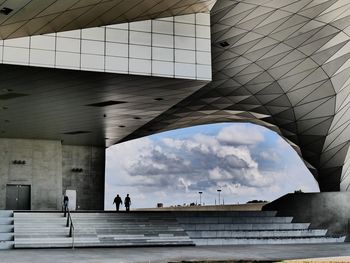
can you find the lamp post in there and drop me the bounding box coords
[217,189,221,205]
[198,191,203,205]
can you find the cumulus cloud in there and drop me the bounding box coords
[128,135,272,190]
[217,124,265,145]
[105,123,319,209]
[108,125,273,195]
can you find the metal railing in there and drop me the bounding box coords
[65,209,75,248]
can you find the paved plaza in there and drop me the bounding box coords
[1,244,350,263]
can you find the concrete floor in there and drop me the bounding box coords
[1,244,350,263]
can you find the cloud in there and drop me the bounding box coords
[217,124,265,145]
[259,151,280,162]
[110,125,272,193]
[105,123,319,209]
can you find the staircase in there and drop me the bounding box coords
[71,212,193,247]
[173,211,346,245]
[13,211,346,248]
[14,212,69,248]
[0,211,14,249]
[14,212,193,248]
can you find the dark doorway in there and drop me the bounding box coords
[6,184,31,210]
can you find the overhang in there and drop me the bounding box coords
[0,0,216,39]
[0,64,208,146]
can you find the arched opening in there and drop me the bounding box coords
[105,122,319,209]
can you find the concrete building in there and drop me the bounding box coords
[0,0,350,210]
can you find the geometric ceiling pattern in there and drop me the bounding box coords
[0,0,216,39]
[122,0,350,192]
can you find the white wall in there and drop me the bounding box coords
[0,13,212,81]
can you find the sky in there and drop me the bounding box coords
[104,123,319,209]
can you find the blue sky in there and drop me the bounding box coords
[105,123,319,209]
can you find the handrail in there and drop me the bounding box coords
[65,209,75,248]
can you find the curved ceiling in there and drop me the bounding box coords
[123,0,350,191]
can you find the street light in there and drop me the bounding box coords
[198,191,203,205]
[217,189,221,205]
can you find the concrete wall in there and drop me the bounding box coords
[62,145,105,210]
[0,139,62,210]
[0,138,105,210]
[263,192,350,240]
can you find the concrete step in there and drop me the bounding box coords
[15,225,182,232]
[24,213,179,219]
[14,232,69,240]
[73,231,188,236]
[171,211,278,217]
[72,224,182,229]
[72,220,180,224]
[72,218,178,224]
[177,217,293,224]
[15,225,68,229]
[14,216,67,222]
[15,236,194,248]
[186,229,328,238]
[15,229,188,237]
[0,218,14,225]
[15,240,194,248]
[14,240,194,248]
[15,235,192,242]
[71,222,182,227]
[15,222,178,226]
[15,227,69,232]
[16,223,177,229]
[96,233,190,238]
[69,211,278,218]
[74,228,189,233]
[15,223,66,227]
[0,241,14,249]
[0,211,13,217]
[192,236,346,246]
[15,228,69,233]
[14,219,64,223]
[73,220,180,225]
[15,213,64,217]
[74,233,190,239]
[0,225,13,233]
[15,218,66,222]
[181,223,311,231]
[15,224,66,228]
[0,233,14,241]
[15,237,72,248]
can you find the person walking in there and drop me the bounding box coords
[113,194,123,211]
[124,194,131,212]
[63,194,69,217]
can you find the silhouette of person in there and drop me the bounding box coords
[63,195,69,217]
[113,194,123,211]
[124,194,131,212]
